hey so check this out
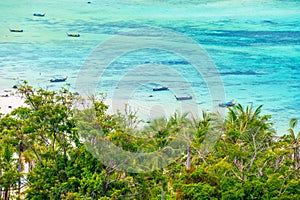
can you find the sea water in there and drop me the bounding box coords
[0,0,299,135]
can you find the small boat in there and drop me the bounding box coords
[67,33,80,37]
[33,13,46,17]
[219,100,236,107]
[175,95,192,101]
[9,29,23,32]
[153,86,169,91]
[50,76,68,82]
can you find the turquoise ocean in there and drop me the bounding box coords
[0,0,299,134]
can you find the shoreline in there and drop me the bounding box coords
[0,91,203,119]
[103,98,204,121]
[0,91,291,135]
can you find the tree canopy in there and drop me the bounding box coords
[0,84,299,199]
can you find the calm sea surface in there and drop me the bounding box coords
[0,0,299,134]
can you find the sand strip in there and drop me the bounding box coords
[0,93,25,115]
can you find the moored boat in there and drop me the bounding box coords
[33,13,46,17]
[50,76,68,82]
[153,86,169,91]
[219,100,236,107]
[67,33,80,37]
[175,95,192,101]
[9,29,23,32]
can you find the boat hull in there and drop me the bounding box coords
[9,29,23,32]
[50,77,67,82]
[153,86,169,91]
[67,33,80,37]
[219,101,236,107]
[175,95,192,101]
[33,13,45,17]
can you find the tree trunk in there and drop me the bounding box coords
[294,146,299,169]
[4,188,9,200]
[187,144,191,170]
[18,153,22,196]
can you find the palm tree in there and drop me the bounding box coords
[224,104,274,144]
[286,118,300,169]
[147,117,169,138]
[168,111,190,131]
[222,104,275,180]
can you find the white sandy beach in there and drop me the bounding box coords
[104,98,203,121]
[0,92,25,115]
[0,90,204,124]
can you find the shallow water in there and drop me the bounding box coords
[0,0,299,134]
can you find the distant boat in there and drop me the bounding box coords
[33,13,45,17]
[67,33,80,37]
[50,76,68,82]
[262,20,277,25]
[153,86,169,91]
[175,95,192,101]
[9,29,23,32]
[219,100,236,107]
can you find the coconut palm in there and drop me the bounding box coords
[224,103,274,144]
[286,118,300,169]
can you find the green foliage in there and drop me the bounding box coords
[0,84,299,199]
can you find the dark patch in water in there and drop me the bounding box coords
[290,66,300,70]
[205,30,300,46]
[290,85,300,89]
[143,60,189,65]
[220,70,261,75]
[269,108,284,112]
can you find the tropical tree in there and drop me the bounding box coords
[0,140,21,200]
[285,118,300,169]
[1,83,300,199]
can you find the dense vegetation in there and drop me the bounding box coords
[0,84,299,200]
